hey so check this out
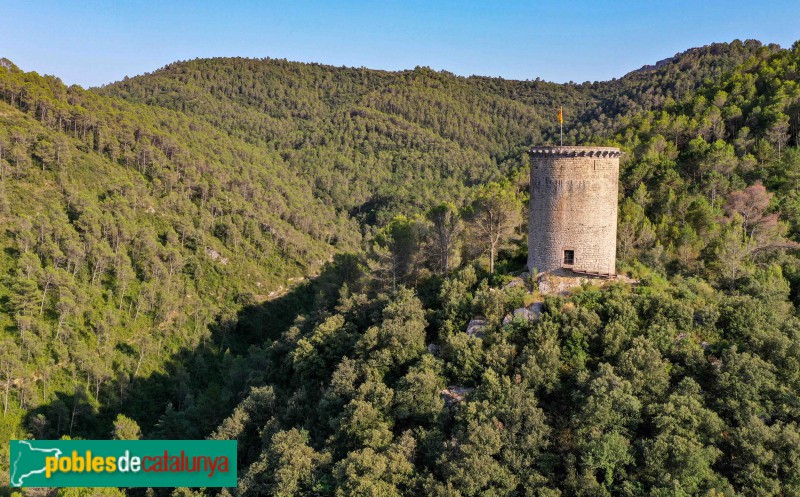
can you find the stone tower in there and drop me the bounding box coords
[528,146,621,276]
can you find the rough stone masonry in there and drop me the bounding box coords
[528,146,621,276]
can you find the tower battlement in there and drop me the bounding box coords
[529,146,622,158]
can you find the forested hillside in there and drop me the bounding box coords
[0,58,359,470]
[2,38,800,496]
[99,40,780,223]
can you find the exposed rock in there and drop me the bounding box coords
[440,386,473,406]
[266,285,285,299]
[535,268,637,296]
[427,343,440,355]
[502,276,527,291]
[465,318,488,338]
[205,247,229,265]
[537,272,592,295]
[502,302,543,325]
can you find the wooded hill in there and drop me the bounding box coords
[1,38,800,496]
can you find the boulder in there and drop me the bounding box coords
[502,302,543,325]
[502,276,527,290]
[465,318,488,338]
[440,386,474,406]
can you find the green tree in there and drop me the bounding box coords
[239,428,328,497]
[641,379,729,495]
[570,364,640,494]
[111,414,141,440]
[394,355,446,424]
[356,288,427,372]
[426,202,462,274]
[467,182,522,274]
[333,436,416,497]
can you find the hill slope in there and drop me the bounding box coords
[98,40,774,223]
[0,59,359,459]
[177,40,800,497]
[0,39,799,496]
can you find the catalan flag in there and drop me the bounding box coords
[558,106,563,124]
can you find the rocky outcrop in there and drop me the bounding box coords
[465,318,488,338]
[502,302,543,325]
[440,386,474,407]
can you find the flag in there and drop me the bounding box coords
[558,106,563,124]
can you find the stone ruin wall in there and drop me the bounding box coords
[528,146,621,276]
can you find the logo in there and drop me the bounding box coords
[10,440,237,487]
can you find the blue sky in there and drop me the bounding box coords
[1,0,798,88]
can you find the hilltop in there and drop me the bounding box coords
[0,39,799,495]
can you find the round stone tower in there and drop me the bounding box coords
[528,146,621,276]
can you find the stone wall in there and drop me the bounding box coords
[528,146,620,275]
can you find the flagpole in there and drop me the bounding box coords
[560,106,563,146]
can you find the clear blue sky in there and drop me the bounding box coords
[2,0,798,88]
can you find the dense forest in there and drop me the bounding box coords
[1,38,800,496]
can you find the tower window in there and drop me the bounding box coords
[563,250,575,266]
